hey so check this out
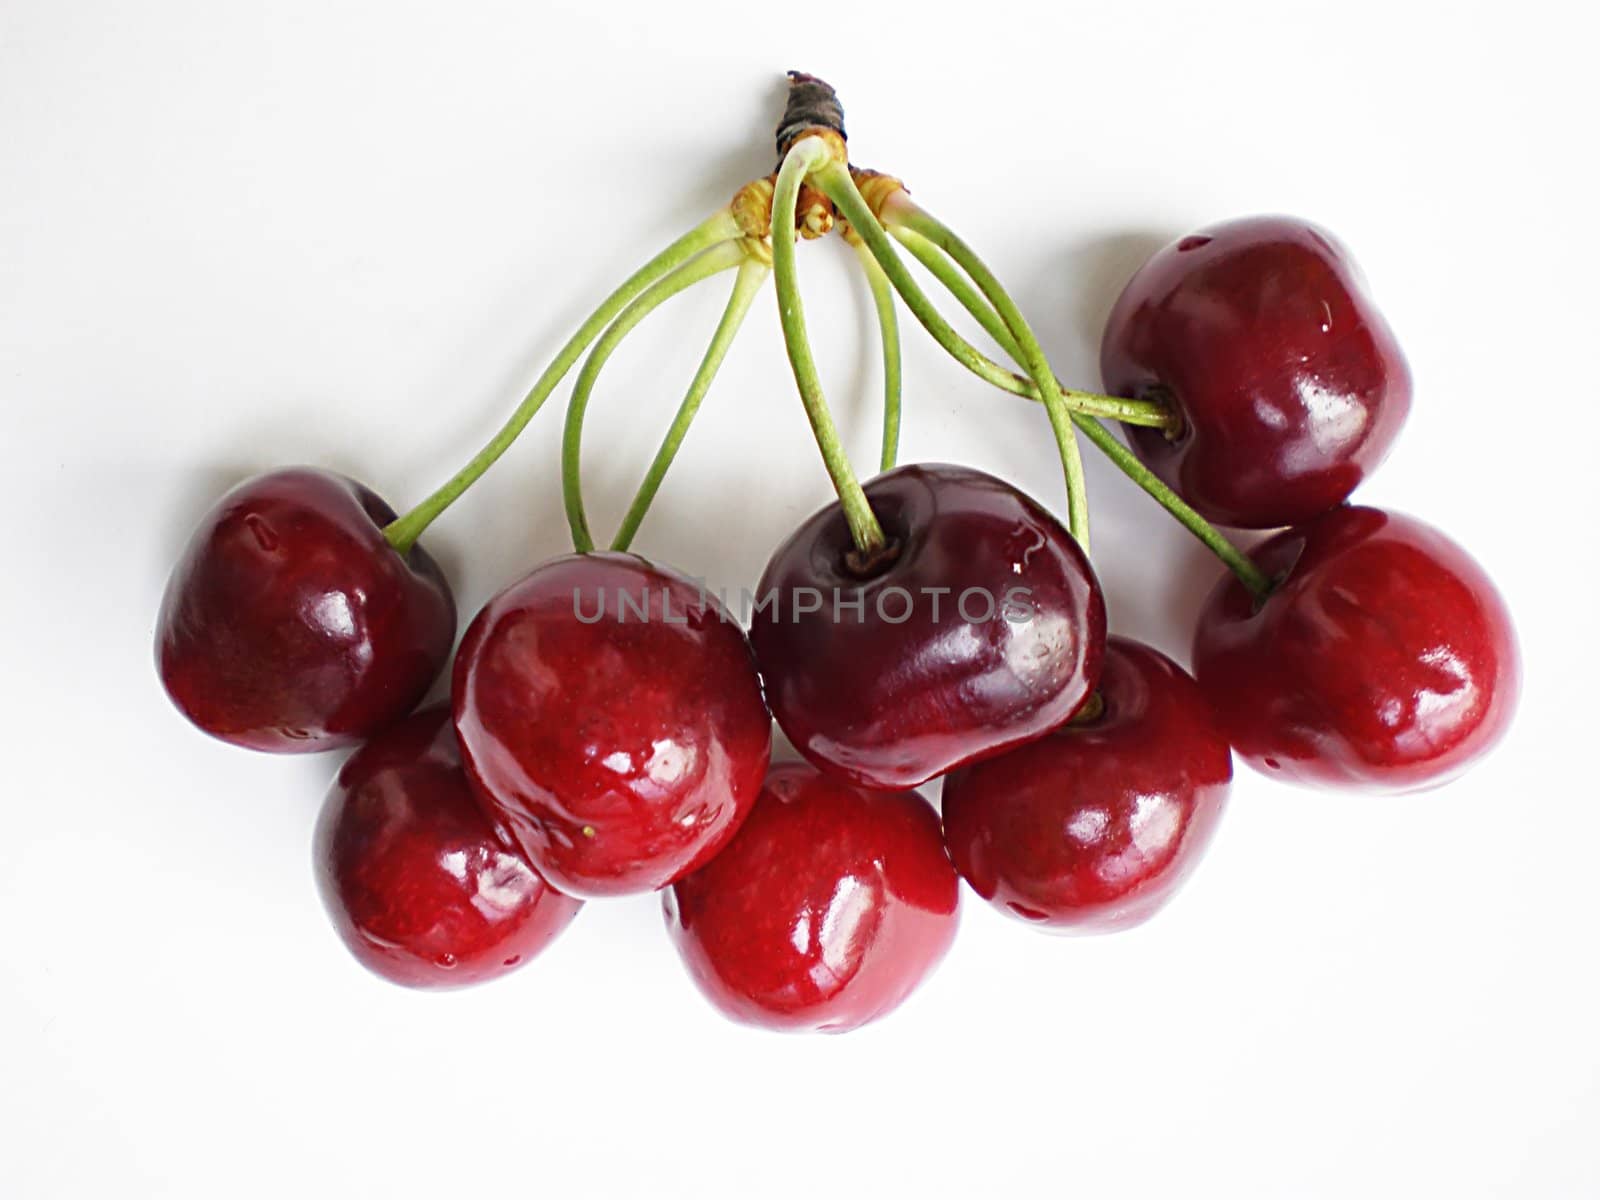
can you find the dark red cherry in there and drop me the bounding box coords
[664,762,959,1033]
[314,706,581,989]
[750,463,1106,790]
[157,468,455,752]
[1193,506,1519,791]
[942,637,1231,933]
[453,553,771,899]
[1101,216,1411,529]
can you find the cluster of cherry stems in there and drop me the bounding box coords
[156,76,1519,1033]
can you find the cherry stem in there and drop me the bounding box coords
[883,227,1171,422]
[1069,413,1274,598]
[880,197,1090,551]
[610,256,770,552]
[772,137,887,556]
[813,176,1171,435]
[887,226,1172,429]
[816,164,1025,402]
[381,209,742,555]
[889,223,1020,360]
[887,223,1275,599]
[851,238,902,471]
[562,241,748,553]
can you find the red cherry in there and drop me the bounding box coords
[1101,216,1411,529]
[942,637,1231,933]
[156,468,456,752]
[453,553,771,898]
[1194,506,1519,791]
[750,463,1106,790]
[663,762,959,1033]
[314,706,581,988]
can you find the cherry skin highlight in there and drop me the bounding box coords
[942,637,1231,933]
[1193,506,1519,791]
[156,467,456,753]
[314,706,581,988]
[1101,216,1411,529]
[663,762,960,1033]
[750,463,1106,790]
[453,553,771,899]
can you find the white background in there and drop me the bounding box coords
[3,2,1596,1196]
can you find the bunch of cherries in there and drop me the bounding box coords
[156,76,1518,1032]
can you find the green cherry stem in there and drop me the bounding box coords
[610,255,770,553]
[883,197,1090,551]
[816,164,1028,401]
[562,240,747,553]
[851,238,903,472]
[890,224,1174,430]
[1070,413,1275,599]
[773,137,887,556]
[382,208,742,555]
[889,223,1020,360]
[813,168,1170,433]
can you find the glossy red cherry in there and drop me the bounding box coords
[156,467,456,752]
[664,762,959,1033]
[453,553,770,899]
[1101,216,1411,529]
[750,463,1106,790]
[942,637,1230,933]
[314,706,581,989]
[1194,506,1519,791]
